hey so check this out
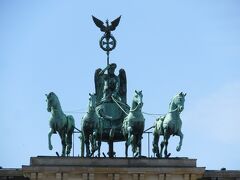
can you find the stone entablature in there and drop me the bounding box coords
[0,168,29,180]
[1,157,240,180]
[203,170,240,180]
[23,157,205,180]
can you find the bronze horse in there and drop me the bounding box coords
[46,92,75,156]
[152,92,186,158]
[122,90,145,157]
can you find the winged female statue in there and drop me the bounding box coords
[88,63,129,157]
[94,63,127,104]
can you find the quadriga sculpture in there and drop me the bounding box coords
[152,92,186,158]
[122,90,145,157]
[46,92,75,156]
[80,93,102,157]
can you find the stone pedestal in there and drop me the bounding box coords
[22,156,205,180]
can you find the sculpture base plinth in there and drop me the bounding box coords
[22,156,205,180]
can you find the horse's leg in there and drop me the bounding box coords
[159,137,164,158]
[125,140,128,157]
[60,132,67,156]
[132,135,138,157]
[126,126,137,157]
[98,125,103,158]
[83,130,90,157]
[131,134,135,157]
[80,132,85,157]
[122,126,128,157]
[176,131,184,152]
[138,134,142,157]
[126,127,131,154]
[108,140,114,158]
[48,129,54,150]
[152,132,160,158]
[139,139,142,157]
[139,133,143,156]
[96,128,101,157]
[66,131,73,156]
[85,134,90,157]
[97,140,101,157]
[163,131,171,158]
[66,116,74,156]
[91,130,99,156]
[134,133,141,157]
[98,119,103,157]
[127,132,131,149]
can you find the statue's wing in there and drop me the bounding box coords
[118,68,127,103]
[92,16,106,32]
[110,16,121,31]
[94,68,103,103]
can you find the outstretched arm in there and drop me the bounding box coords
[98,64,110,76]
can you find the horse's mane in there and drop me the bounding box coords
[50,92,62,110]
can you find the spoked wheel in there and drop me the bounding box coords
[99,35,116,52]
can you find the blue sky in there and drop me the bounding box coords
[1,0,240,170]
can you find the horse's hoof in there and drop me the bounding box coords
[49,145,53,150]
[134,152,139,158]
[165,153,171,158]
[176,146,181,152]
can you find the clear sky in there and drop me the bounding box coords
[1,0,240,170]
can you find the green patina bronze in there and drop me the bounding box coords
[80,93,102,157]
[45,16,187,159]
[92,16,121,65]
[152,92,186,158]
[46,92,75,156]
[122,90,145,157]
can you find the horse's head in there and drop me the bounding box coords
[132,90,143,110]
[170,92,186,113]
[45,92,59,112]
[88,93,96,111]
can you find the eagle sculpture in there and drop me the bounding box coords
[92,16,121,37]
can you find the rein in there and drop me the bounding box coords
[111,95,129,115]
[168,107,179,113]
[111,95,142,115]
[130,103,141,112]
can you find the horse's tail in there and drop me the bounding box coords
[66,115,75,131]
